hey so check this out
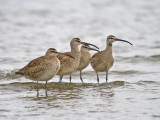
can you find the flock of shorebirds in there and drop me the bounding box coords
[15,35,132,95]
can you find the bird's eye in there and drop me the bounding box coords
[51,49,57,53]
[76,40,80,42]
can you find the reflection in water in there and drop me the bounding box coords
[17,81,122,100]
[0,79,160,119]
[21,86,83,111]
[21,82,117,114]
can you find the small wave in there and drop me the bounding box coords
[135,80,160,86]
[150,54,160,59]
[0,81,125,91]
[0,69,141,80]
[0,69,20,80]
[99,81,125,88]
[111,70,143,75]
[116,55,160,63]
[152,115,160,118]
[137,80,158,84]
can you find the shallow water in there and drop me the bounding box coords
[0,0,160,120]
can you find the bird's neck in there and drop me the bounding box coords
[71,45,80,53]
[45,54,56,59]
[70,45,81,60]
[106,43,112,52]
[107,43,112,47]
[81,49,89,53]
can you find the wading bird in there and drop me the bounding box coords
[90,35,132,84]
[76,45,99,82]
[16,48,74,96]
[57,38,99,83]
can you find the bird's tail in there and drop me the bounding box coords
[15,72,24,75]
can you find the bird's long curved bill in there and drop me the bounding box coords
[115,39,133,46]
[57,52,75,59]
[88,47,99,52]
[81,42,99,49]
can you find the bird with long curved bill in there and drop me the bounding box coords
[90,35,132,84]
[76,44,99,83]
[15,48,74,96]
[56,38,99,83]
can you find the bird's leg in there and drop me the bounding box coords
[80,70,83,83]
[96,72,99,85]
[45,90,48,97]
[45,81,47,92]
[69,74,72,83]
[45,81,48,97]
[37,81,39,97]
[106,71,108,82]
[59,76,63,83]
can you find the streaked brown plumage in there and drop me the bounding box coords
[16,48,73,95]
[77,45,99,82]
[91,35,132,84]
[57,38,99,83]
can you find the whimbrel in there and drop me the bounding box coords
[76,45,99,82]
[90,35,132,84]
[57,38,99,83]
[16,48,74,95]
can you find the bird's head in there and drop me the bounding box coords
[107,35,132,47]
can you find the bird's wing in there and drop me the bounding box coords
[91,51,104,68]
[65,52,72,55]
[57,52,74,70]
[18,56,50,76]
[57,52,73,62]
